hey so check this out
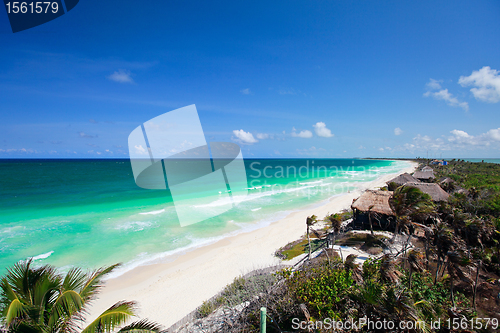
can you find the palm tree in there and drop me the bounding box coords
[306,215,318,260]
[444,251,472,308]
[325,214,342,249]
[343,254,363,283]
[0,259,162,333]
[432,223,455,285]
[407,250,425,289]
[379,255,401,285]
[390,186,435,241]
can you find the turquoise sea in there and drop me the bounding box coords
[460,158,500,164]
[0,158,410,277]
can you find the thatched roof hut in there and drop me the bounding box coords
[422,166,433,172]
[387,173,420,187]
[413,170,435,180]
[404,182,450,202]
[440,177,454,184]
[351,190,395,216]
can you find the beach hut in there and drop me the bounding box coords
[404,182,450,202]
[351,190,396,230]
[386,173,420,188]
[422,166,434,172]
[413,170,435,182]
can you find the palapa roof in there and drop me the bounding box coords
[422,166,433,172]
[404,182,450,202]
[440,177,455,184]
[387,173,420,186]
[413,170,435,180]
[351,190,395,216]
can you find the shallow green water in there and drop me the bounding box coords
[0,158,410,277]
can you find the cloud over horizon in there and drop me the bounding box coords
[291,127,313,138]
[313,122,334,138]
[233,129,258,144]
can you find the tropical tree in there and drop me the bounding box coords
[390,186,435,239]
[306,215,318,260]
[432,223,455,285]
[444,251,472,308]
[0,259,162,333]
[343,254,363,283]
[407,250,425,289]
[325,213,342,249]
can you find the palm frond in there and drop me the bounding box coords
[4,299,30,326]
[79,264,120,302]
[48,290,84,327]
[81,301,136,333]
[117,319,163,333]
[63,268,88,292]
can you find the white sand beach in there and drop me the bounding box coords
[86,162,418,328]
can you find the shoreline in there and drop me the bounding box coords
[85,161,418,328]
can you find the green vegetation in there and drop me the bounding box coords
[196,274,275,318]
[214,160,500,332]
[276,238,324,260]
[237,255,476,332]
[0,259,162,333]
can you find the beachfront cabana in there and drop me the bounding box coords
[413,170,435,182]
[351,190,396,230]
[422,166,434,172]
[404,182,450,202]
[387,173,420,188]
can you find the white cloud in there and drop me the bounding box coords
[424,88,469,111]
[426,78,442,90]
[256,133,269,140]
[240,88,251,95]
[394,127,403,136]
[486,128,500,141]
[459,66,500,103]
[107,69,134,84]
[134,144,148,155]
[393,127,500,153]
[291,129,313,138]
[233,129,258,144]
[312,122,334,138]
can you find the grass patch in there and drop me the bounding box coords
[277,238,324,260]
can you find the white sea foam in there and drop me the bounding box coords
[251,207,262,211]
[193,184,318,209]
[32,251,54,260]
[116,221,154,231]
[139,209,165,215]
[299,180,323,185]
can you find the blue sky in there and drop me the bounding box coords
[1,0,499,158]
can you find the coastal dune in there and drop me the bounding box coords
[86,162,418,328]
